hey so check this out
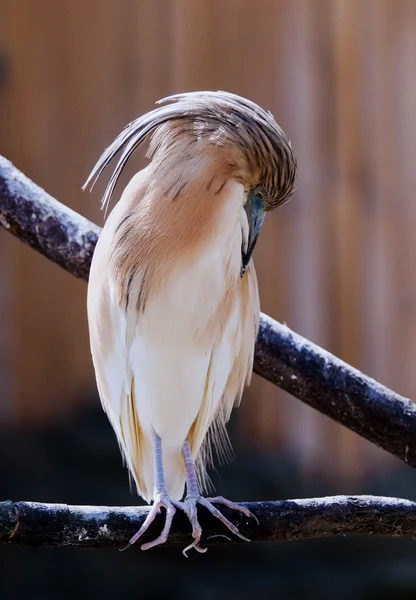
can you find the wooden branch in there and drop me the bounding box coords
[1,155,416,468]
[255,315,416,466]
[1,496,415,548]
[0,156,100,280]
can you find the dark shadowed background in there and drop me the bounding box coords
[1,1,416,598]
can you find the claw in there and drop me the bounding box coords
[182,538,207,558]
[178,494,255,554]
[120,493,176,552]
[207,496,260,526]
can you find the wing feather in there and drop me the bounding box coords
[189,261,259,492]
[87,213,151,498]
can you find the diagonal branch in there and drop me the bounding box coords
[0,155,415,468]
[1,496,415,548]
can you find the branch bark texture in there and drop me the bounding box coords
[1,155,416,468]
[1,496,415,548]
[0,156,100,280]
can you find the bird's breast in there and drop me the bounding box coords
[102,177,257,449]
[130,236,241,443]
[127,202,248,447]
[140,213,243,341]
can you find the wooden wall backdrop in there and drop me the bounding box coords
[1,0,415,482]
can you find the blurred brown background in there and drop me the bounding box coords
[0,1,415,599]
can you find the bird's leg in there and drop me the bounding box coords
[178,440,258,556]
[123,431,177,551]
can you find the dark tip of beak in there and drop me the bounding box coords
[241,191,265,277]
[241,244,256,277]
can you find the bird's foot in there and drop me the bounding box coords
[121,492,177,551]
[177,494,258,557]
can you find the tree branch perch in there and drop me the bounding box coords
[1,156,416,549]
[1,496,416,548]
[1,155,415,468]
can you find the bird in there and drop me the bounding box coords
[84,91,297,555]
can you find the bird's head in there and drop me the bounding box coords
[84,91,297,275]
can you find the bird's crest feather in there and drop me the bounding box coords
[83,90,297,213]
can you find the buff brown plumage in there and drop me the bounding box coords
[85,91,297,554]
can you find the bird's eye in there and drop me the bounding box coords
[254,186,265,202]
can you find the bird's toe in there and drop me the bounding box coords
[178,493,254,555]
[122,493,176,551]
[206,495,259,525]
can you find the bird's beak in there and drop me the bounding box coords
[241,190,265,277]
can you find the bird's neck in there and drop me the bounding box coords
[106,139,246,312]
